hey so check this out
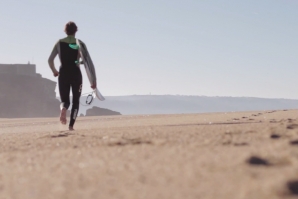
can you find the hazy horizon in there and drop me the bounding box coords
[1,0,298,99]
[78,95,298,115]
[58,93,298,100]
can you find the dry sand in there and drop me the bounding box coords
[1,110,298,199]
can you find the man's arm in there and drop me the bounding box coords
[48,42,59,76]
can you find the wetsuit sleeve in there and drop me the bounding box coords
[48,42,59,73]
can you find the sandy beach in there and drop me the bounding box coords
[1,110,298,199]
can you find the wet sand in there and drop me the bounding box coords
[1,110,298,199]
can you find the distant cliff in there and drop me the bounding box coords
[0,63,60,118]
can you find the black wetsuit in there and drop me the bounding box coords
[48,36,83,127]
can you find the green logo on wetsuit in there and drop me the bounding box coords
[69,44,79,50]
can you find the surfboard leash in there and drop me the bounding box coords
[80,91,95,106]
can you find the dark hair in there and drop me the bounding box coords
[64,21,78,35]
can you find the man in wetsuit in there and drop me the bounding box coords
[48,21,95,130]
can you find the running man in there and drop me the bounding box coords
[48,21,95,130]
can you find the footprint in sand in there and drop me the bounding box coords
[51,134,69,138]
[289,140,298,145]
[287,119,295,123]
[271,134,281,139]
[287,180,298,195]
[267,111,276,113]
[108,138,152,146]
[234,142,249,146]
[251,113,262,117]
[247,156,270,166]
[287,124,298,130]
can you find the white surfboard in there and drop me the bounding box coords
[76,39,105,101]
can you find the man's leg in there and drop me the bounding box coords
[58,75,70,125]
[69,74,82,130]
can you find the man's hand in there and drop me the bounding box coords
[91,82,97,89]
[53,71,59,77]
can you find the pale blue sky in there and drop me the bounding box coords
[1,0,298,98]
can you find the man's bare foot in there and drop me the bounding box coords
[69,126,74,131]
[60,108,67,125]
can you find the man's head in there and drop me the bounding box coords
[64,21,78,36]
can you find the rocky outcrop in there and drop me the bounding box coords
[85,106,121,116]
[0,63,122,118]
[0,63,60,118]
